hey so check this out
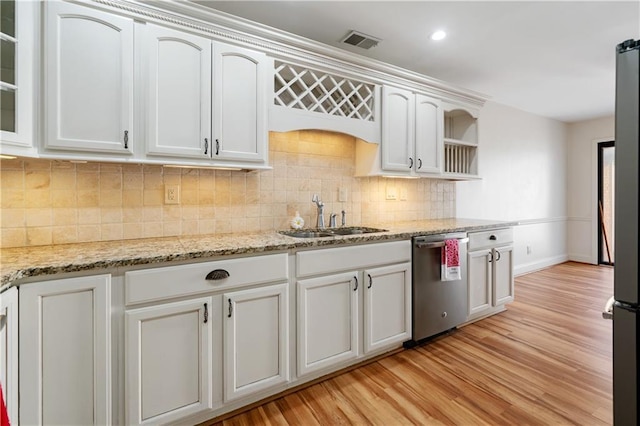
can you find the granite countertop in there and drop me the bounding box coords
[0,218,517,290]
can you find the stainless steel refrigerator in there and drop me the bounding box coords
[613,38,640,425]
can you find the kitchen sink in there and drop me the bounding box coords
[280,227,387,238]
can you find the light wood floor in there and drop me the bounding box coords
[213,262,613,425]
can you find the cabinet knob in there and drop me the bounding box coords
[205,269,230,280]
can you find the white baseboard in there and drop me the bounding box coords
[514,254,569,276]
[567,254,595,264]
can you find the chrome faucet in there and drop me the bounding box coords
[329,213,337,228]
[312,194,325,229]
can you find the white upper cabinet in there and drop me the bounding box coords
[358,86,443,177]
[414,94,443,175]
[213,44,270,163]
[45,1,134,155]
[0,0,36,156]
[144,23,212,158]
[381,86,414,172]
[442,104,480,178]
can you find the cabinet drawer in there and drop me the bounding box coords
[125,253,288,305]
[468,228,513,251]
[296,240,411,278]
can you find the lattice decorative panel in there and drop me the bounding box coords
[445,143,477,175]
[274,61,375,122]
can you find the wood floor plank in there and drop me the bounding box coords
[210,262,613,425]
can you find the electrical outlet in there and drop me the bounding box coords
[338,187,348,202]
[165,185,180,204]
[386,187,397,200]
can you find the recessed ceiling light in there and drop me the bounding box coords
[430,30,446,41]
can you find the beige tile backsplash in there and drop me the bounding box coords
[0,131,455,248]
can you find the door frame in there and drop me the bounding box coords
[597,140,615,265]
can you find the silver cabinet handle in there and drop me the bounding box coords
[204,138,209,155]
[123,130,129,149]
[495,250,501,262]
[215,139,220,155]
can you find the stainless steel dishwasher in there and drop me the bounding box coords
[406,232,469,346]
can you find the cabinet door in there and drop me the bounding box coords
[0,0,35,154]
[493,245,515,306]
[363,262,411,353]
[381,85,414,172]
[126,296,214,425]
[468,249,492,317]
[45,1,134,154]
[19,275,111,425]
[144,23,212,158]
[414,94,443,175]
[213,43,269,163]
[0,287,18,425]
[224,283,289,401]
[297,272,359,376]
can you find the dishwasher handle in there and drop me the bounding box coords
[415,237,469,249]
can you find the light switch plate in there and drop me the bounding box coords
[400,188,408,201]
[165,185,180,204]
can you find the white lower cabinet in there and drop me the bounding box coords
[224,283,289,401]
[126,296,216,425]
[363,263,412,353]
[19,275,111,425]
[296,241,412,377]
[297,272,359,376]
[0,287,18,425]
[124,253,290,424]
[467,228,515,321]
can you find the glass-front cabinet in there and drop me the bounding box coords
[0,0,35,155]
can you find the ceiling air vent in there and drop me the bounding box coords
[341,30,381,50]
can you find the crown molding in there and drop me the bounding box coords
[86,0,488,108]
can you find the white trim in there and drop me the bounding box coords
[567,216,591,222]
[85,0,487,108]
[514,254,569,276]
[567,254,595,264]
[517,216,567,226]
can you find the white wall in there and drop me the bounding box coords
[566,116,615,264]
[456,101,569,275]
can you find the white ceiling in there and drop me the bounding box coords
[191,0,640,123]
